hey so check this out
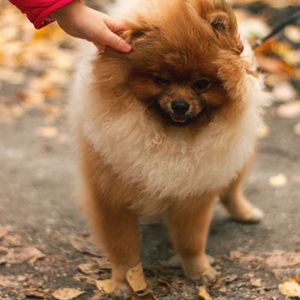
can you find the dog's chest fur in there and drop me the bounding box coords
[73,72,265,212]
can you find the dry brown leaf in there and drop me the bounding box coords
[279,279,300,298]
[18,89,45,107]
[96,279,114,294]
[3,246,45,265]
[198,286,212,300]
[24,288,48,299]
[36,126,58,139]
[265,251,300,269]
[4,233,22,247]
[126,262,147,292]
[69,234,102,257]
[73,274,96,285]
[0,226,8,239]
[277,102,300,119]
[78,261,101,275]
[250,278,263,288]
[269,174,288,188]
[228,250,261,264]
[0,275,18,288]
[52,288,84,300]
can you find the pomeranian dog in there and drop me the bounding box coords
[71,0,268,293]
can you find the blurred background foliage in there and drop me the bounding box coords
[0,0,299,131]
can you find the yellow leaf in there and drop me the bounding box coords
[279,279,300,298]
[257,125,270,139]
[126,262,147,292]
[52,288,84,300]
[198,286,212,300]
[36,127,58,139]
[269,174,287,188]
[96,279,114,294]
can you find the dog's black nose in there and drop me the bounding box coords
[171,100,190,114]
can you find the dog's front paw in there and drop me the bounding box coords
[181,255,219,285]
[190,265,219,286]
[112,280,131,298]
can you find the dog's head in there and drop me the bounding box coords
[94,0,249,127]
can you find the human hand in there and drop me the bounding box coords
[52,0,132,53]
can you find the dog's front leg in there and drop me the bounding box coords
[166,196,218,284]
[80,136,140,294]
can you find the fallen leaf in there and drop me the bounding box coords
[24,288,48,299]
[52,288,84,300]
[0,226,8,239]
[0,275,18,288]
[272,82,297,102]
[198,286,212,300]
[18,89,45,107]
[265,251,300,268]
[257,125,270,139]
[4,233,22,247]
[256,55,296,76]
[96,279,114,294]
[224,274,238,284]
[77,258,111,276]
[277,102,300,119]
[228,250,261,264]
[69,234,102,257]
[36,126,58,139]
[285,26,300,44]
[279,279,300,298]
[250,278,263,288]
[269,174,288,188]
[294,123,300,136]
[3,246,45,265]
[126,262,147,292]
[78,261,101,275]
[73,274,96,285]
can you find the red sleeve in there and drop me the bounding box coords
[9,0,74,29]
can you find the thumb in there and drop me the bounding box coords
[100,28,132,53]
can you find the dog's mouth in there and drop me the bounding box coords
[169,113,188,124]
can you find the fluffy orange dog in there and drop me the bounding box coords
[71,0,268,292]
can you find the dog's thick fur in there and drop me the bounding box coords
[70,0,268,292]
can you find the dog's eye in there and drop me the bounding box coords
[193,79,211,91]
[153,75,170,86]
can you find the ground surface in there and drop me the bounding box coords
[1,90,300,300]
[0,1,300,300]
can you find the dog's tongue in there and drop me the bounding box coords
[170,114,187,123]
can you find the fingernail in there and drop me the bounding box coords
[123,44,133,52]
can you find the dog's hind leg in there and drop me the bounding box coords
[221,158,264,223]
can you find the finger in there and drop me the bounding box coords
[102,16,126,33]
[101,29,132,53]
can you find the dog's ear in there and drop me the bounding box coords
[121,29,147,46]
[195,0,244,54]
[121,18,157,48]
[209,12,229,33]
